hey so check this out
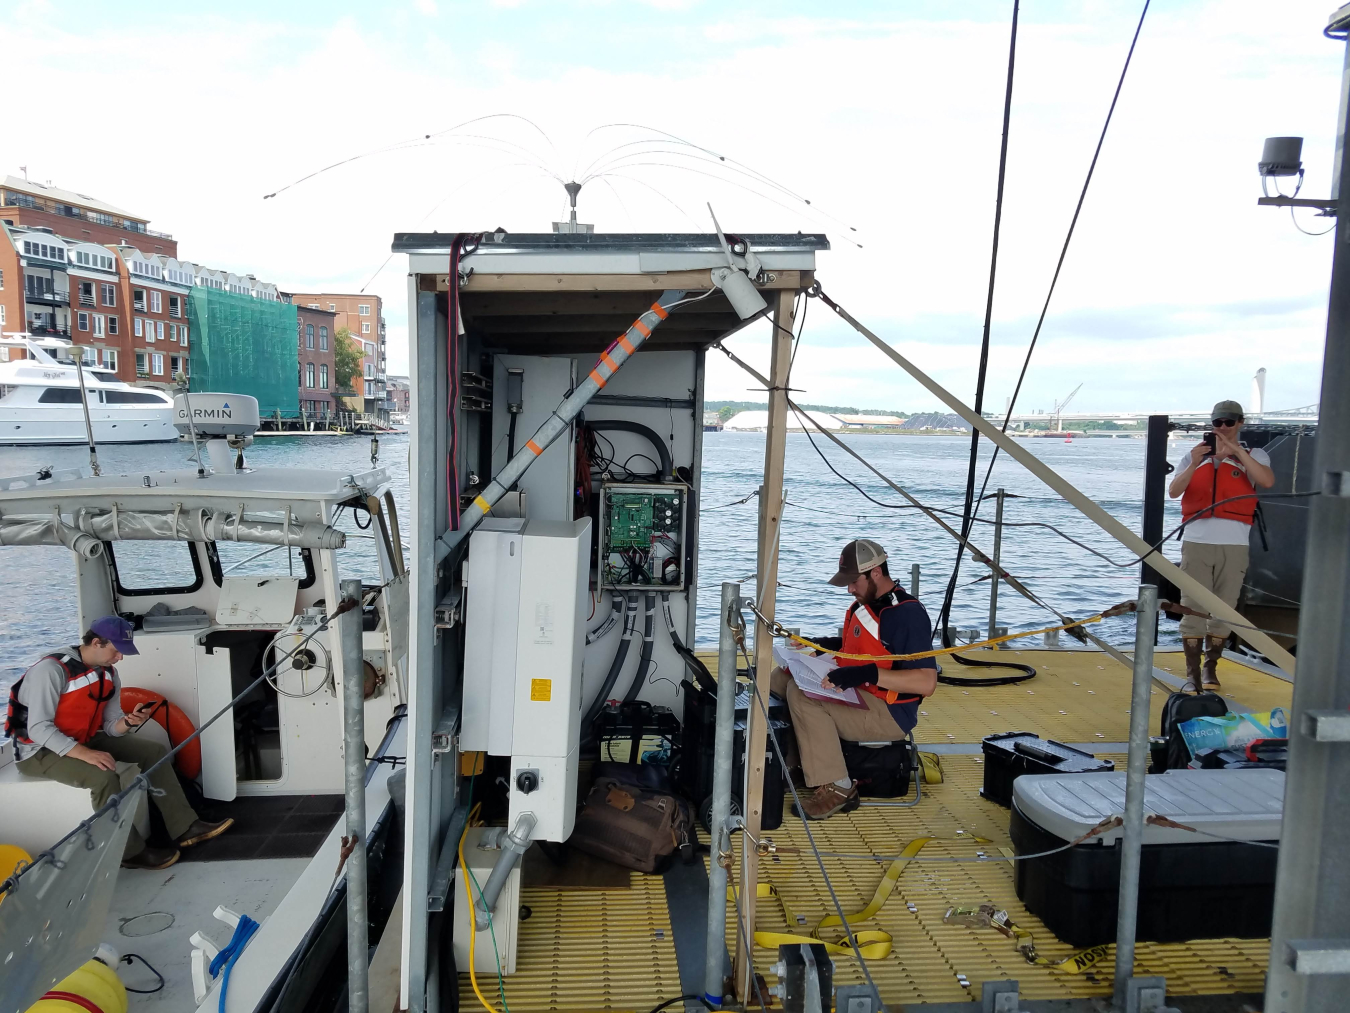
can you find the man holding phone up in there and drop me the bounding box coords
[5,616,232,870]
[1167,400,1274,693]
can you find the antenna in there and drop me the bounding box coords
[70,346,101,477]
[707,203,737,268]
[175,371,206,478]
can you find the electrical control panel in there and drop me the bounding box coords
[597,482,689,590]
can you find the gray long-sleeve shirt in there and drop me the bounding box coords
[14,647,126,761]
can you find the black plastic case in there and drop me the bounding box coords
[1009,800,1278,946]
[981,732,1115,807]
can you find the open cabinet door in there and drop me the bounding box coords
[195,644,238,801]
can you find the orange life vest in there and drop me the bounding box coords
[1181,454,1258,525]
[4,648,116,747]
[839,590,924,706]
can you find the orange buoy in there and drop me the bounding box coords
[118,687,201,780]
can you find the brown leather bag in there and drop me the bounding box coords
[568,777,695,873]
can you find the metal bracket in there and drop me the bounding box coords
[431,703,459,757]
[980,979,1021,1013]
[1325,470,1350,497]
[1122,976,1180,1013]
[834,985,882,1013]
[434,588,463,631]
[1286,939,1350,974]
[1303,710,1350,742]
[1257,195,1339,214]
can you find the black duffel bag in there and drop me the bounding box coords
[841,739,915,797]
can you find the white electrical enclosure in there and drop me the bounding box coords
[508,518,592,843]
[461,518,527,755]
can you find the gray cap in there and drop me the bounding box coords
[1212,400,1244,421]
[829,539,889,587]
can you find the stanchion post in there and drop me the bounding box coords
[704,582,742,1006]
[988,487,1005,645]
[340,577,370,1013]
[1113,583,1158,1007]
[911,562,920,599]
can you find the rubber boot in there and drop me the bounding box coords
[1202,635,1225,692]
[1181,637,1204,694]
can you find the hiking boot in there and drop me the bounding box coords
[177,817,235,848]
[122,846,180,871]
[1181,637,1204,694]
[792,782,859,821]
[1202,636,1225,692]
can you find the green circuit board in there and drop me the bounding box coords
[606,494,655,548]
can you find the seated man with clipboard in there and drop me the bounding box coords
[770,539,938,820]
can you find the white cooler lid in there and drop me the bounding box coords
[1013,768,1284,846]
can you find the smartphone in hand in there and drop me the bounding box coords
[1203,432,1216,452]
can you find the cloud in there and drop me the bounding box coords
[0,0,1337,410]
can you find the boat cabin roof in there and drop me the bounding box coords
[392,231,829,354]
[0,465,389,521]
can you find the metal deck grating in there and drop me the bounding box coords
[721,755,1272,1006]
[460,871,686,1011]
[460,649,1287,1010]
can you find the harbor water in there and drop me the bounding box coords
[0,429,1187,698]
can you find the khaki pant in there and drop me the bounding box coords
[771,668,905,787]
[1179,541,1249,639]
[17,731,199,856]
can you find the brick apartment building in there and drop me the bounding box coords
[1,176,176,259]
[287,292,388,419]
[386,375,410,415]
[294,303,338,417]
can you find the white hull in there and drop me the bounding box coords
[0,405,177,444]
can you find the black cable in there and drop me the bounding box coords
[965,0,1152,544]
[646,997,716,1013]
[943,0,1020,646]
[353,501,373,530]
[120,953,166,993]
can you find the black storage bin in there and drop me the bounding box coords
[841,739,914,797]
[981,732,1114,808]
[1010,800,1278,946]
[678,678,794,831]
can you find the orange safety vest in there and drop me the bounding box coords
[1181,454,1258,526]
[839,591,924,706]
[4,649,117,747]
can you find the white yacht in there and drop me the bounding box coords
[0,335,176,445]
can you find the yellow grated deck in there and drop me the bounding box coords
[461,649,1288,1010]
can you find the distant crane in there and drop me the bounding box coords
[1052,383,1083,432]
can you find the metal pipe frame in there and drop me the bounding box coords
[704,582,742,1006]
[987,488,1005,643]
[1112,583,1157,1006]
[1264,22,1350,1013]
[341,576,370,1013]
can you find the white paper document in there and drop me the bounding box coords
[773,643,866,708]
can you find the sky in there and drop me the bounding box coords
[2,0,1343,415]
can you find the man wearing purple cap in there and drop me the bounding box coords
[5,615,232,870]
[772,539,938,819]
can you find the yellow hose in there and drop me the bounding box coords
[458,829,500,1013]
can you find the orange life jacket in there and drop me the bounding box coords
[1181,454,1258,525]
[839,590,924,706]
[4,648,117,747]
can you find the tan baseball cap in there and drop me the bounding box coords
[829,539,889,586]
[1211,400,1244,421]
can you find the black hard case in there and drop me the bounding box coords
[981,732,1115,808]
[1009,800,1277,946]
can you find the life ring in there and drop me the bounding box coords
[118,687,201,781]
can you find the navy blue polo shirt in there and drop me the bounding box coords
[872,589,933,732]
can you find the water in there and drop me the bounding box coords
[0,430,1183,698]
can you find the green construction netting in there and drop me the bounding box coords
[187,288,298,416]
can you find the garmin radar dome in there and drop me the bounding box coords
[173,392,260,472]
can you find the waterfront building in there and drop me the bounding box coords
[286,292,389,421]
[387,375,410,415]
[292,302,339,420]
[0,175,176,259]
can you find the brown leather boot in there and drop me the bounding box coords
[792,782,860,821]
[1202,636,1225,692]
[1181,638,1204,694]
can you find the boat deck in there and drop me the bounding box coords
[459,648,1290,1011]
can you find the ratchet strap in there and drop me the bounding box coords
[737,835,1110,972]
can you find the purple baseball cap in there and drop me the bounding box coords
[88,615,138,655]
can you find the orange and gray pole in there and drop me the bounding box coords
[437,289,685,559]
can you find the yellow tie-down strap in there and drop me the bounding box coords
[735,836,1112,973]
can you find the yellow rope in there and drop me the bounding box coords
[778,610,1116,662]
[459,829,501,1013]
